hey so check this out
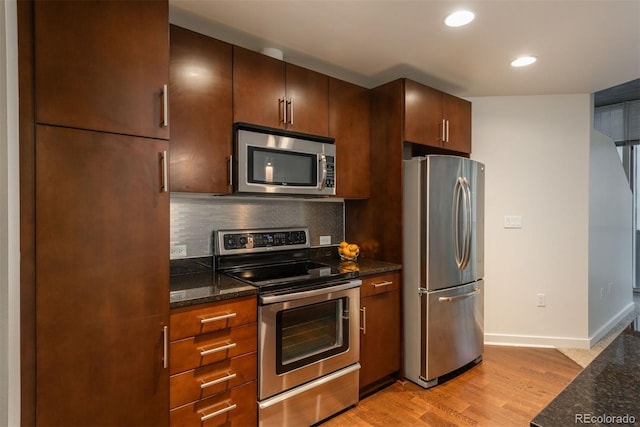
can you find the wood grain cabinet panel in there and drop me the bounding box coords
[359,272,401,395]
[403,79,471,153]
[35,125,170,426]
[233,46,329,136]
[170,323,257,375]
[329,77,371,199]
[169,25,233,193]
[170,381,257,427]
[170,296,256,341]
[169,296,257,427]
[34,0,170,140]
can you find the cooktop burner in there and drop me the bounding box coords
[214,227,358,294]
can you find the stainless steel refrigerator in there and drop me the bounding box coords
[403,155,485,388]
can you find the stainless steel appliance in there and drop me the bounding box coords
[215,228,360,426]
[234,124,336,196]
[403,155,485,388]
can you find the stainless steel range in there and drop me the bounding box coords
[215,227,361,427]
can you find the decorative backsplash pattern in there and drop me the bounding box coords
[170,194,345,258]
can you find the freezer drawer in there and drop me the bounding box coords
[423,280,483,383]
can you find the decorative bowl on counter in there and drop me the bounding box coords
[338,241,360,261]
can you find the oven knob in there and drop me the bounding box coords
[225,236,236,248]
[239,236,248,247]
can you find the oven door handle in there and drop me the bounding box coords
[260,280,362,305]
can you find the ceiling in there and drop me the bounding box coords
[169,0,640,99]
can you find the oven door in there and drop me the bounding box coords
[258,280,361,400]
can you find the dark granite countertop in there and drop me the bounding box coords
[169,254,401,309]
[531,317,640,426]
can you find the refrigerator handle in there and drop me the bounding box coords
[461,177,472,269]
[453,177,465,269]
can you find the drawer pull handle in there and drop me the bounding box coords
[200,342,236,357]
[373,280,393,288]
[201,372,237,389]
[200,403,237,422]
[200,312,237,324]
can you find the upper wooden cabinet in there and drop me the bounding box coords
[233,46,329,136]
[169,25,233,194]
[34,0,170,140]
[404,79,471,153]
[329,77,371,199]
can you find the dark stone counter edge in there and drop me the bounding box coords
[169,257,402,309]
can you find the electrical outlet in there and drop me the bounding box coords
[536,293,546,307]
[504,215,523,229]
[170,244,187,258]
[319,235,332,245]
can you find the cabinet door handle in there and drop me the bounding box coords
[445,119,450,142]
[287,98,294,124]
[162,325,168,369]
[372,280,393,288]
[160,151,168,192]
[200,312,237,324]
[360,307,366,335]
[280,97,287,124]
[227,155,233,187]
[161,84,169,127]
[200,342,237,357]
[440,119,446,141]
[200,403,237,422]
[201,372,237,389]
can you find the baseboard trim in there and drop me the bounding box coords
[588,302,636,347]
[484,334,590,349]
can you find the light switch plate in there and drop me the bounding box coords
[504,215,523,229]
[319,235,332,245]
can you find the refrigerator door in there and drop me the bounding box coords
[422,280,484,383]
[424,156,484,291]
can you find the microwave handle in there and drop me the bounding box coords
[319,154,327,189]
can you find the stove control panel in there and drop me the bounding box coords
[216,228,310,254]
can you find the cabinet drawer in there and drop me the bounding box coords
[360,272,400,298]
[170,352,257,409]
[170,296,256,341]
[170,323,257,375]
[170,381,257,427]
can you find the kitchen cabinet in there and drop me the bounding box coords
[233,46,329,136]
[359,272,401,395]
[35,125,170,425]
[34,0,170,140]
[169,25,233,193]
[404,79,471,153]
[169,296,257,427]
[329,77,371,199]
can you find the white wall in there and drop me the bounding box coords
[1,1,20,425]
[471,95,592,348]
[588,130,635,343]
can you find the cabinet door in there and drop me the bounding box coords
[443,93,472,154]
[329,77,370,198]
[285,63,329,136]
[34,0,170,140]
[359,290,400,391]
[169,25,233,193]
[35,125,169,426]
[403,79,443,148]
[233,46,285,129]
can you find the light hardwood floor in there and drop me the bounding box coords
[321,345,582,427]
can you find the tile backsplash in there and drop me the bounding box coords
[170,194,345,258]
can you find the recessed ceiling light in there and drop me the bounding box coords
[445,10,475,27]
[511,56,538,67]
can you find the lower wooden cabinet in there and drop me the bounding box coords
[359,272,401,395]
[170,296,257,426]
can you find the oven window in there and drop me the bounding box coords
[248,146,317,186]
[276,298,349,374]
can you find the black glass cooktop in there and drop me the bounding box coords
[221,260,357,294]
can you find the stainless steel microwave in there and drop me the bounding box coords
[234,124,336,196]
